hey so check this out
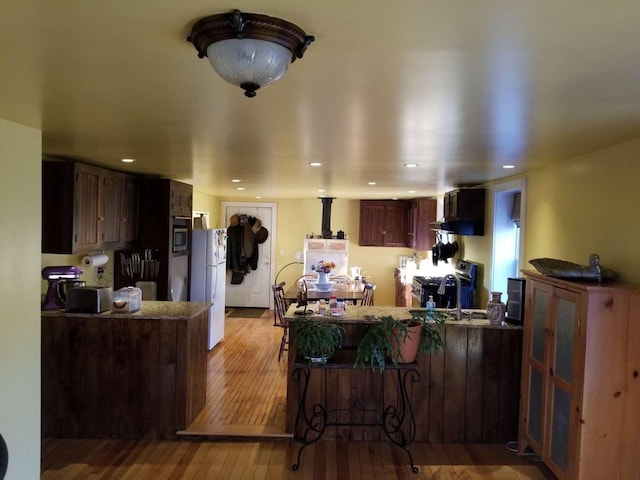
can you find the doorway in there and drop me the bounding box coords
[490,178,526,295]
[222,202,277,309]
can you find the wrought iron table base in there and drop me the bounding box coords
[291,358,420,473]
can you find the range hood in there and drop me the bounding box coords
[429,220,484,236]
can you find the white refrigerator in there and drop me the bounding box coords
[190,228,227,350]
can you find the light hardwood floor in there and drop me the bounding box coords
[180,309,290,439]
[41,309,556,479]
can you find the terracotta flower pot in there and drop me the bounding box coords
[390,324,422,363]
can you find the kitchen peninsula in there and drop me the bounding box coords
[285,306,523,443]
[41,301,209,440]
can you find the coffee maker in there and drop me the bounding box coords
[42,265,84,310]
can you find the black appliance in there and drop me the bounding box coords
[411,259,478,309]
[505,277,526,325]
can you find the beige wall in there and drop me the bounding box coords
[524,140,640,284]
[0,119,42,479]
[193,190,219,227]
[463,138,640,308]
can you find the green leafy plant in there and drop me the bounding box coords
[291,317,344,363]
[353,311,447,372]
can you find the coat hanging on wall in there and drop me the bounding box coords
[227,214,269,284]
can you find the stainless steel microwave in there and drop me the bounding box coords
[173,227,189,252]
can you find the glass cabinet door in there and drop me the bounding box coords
[525,283,551,446]
[547,289,579,477]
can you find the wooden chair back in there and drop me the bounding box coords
[272,281,290,361]
[329,274,353,285]
[272,282,288,327]
[294,274,318,286]
[361,282,376,306]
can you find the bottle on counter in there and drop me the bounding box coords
[426,295,436,312]
[329,295,342,316]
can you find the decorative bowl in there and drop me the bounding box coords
[315,281,335,292]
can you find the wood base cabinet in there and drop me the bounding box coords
[518,271,640,480]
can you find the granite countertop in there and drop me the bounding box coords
[285,304,522,330]
[42,301,211,320]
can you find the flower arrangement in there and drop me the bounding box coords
[311,260,336,274]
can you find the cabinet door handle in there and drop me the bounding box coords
[98,216,104,221]
[545,327,554,337]
[382,231,386,235]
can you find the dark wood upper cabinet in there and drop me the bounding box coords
[359,200,409,247]
[42,159,139,254]
[72,163,102,252]
[408,197,437,251]
[443,189,485,222]
[170,181,193,217]
[121,175,139,245]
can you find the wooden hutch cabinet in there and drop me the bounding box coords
[42,159,138,254]
[519,271,640,480]
[359,200,409,247]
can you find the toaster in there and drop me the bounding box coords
[111,287,142,313]
[66,286,113,313]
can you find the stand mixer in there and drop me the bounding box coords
[42,265,84,310]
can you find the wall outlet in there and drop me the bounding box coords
[97,267,104,275]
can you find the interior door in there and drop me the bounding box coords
[223,202,276,308]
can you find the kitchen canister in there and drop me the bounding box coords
[486,291,506,325]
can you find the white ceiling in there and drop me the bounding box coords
[2,1,640,199]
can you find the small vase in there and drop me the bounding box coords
[487,291,506,325]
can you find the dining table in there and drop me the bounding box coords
[284,281,365,304]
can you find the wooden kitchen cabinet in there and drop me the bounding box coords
[518,271,640,480]
[443,188,485,223]
[394,268,412,307]
[170,180,193,217]
[115,178,193,300]
[101,169,139,250]
[359,200,409,247]
[408,197,437,250]
[42,159,139,254]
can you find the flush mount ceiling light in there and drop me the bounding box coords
[187,9,315,98]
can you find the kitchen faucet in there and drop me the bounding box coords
[438,273,461,320]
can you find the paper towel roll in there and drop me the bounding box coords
[81,253,109,267]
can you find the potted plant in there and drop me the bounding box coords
[291,317,344,364]
[353,311,447,372]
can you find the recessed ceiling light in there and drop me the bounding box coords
[408,190,416,194]
[404,163,418,168]
[368,182,376,186]
[391,197,399,200]
[318,189,326,193]
[231,179,241,183]
[237,187,245,191]
[121,158,135,163]
[309,162,322,167]
[502,164,515,169]
[255,196,262,199]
